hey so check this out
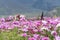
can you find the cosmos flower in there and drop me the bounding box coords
[51,31,57,36]
[55,36,60,40]
[8,16,13,20]
[0,18,5,22]
[20,15,25,18]
[0,15,60,40]
[56,23,60,28]
[33,34,40,39]
[40,27,49,31]
[42,20,47,25]
[21,33,27,37]
[21,28,28,32]
[41,37,50,40]
[28,37,36,40]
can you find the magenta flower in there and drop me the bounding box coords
[13,21,19,25]
[41,37,50,40]
[0,18,5,22]
[28,37,36,40]
[49,20,58,25]
[12,21,20,27]
[33,34,40,40]
[34,20,41,27]
[21,33,27,37]
[33,29,38,32]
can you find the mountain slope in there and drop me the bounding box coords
[0,0,36,15]
[0,0,60,16]
[33,0,60,11]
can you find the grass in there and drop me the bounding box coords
[0,28,28,40]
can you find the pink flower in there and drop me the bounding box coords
[33,29,38,32]
[21,28,28,32]
[8,16,13,20]
[13,21,19,25]
[34,21,41,27]
[21,33,27,37]
[7,24,15,29]
[28,37,36,40]
[0,18,5,22]
[33,34,40,40]
[50,20,57,25]
[5,16,13,21]
[55,36,60,40]
[41,37,50,40]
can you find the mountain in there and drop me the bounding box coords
[0,0,60,16]
[33,0,60,11]
[0,0,36,15]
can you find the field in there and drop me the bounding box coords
[0,15,60,40]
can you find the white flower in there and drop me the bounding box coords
[51,31,57,36]
[40,27,49,31]
[42,20,47,24]
[23,25,28,29]
[56,23,60,28]
[20,15,25,18]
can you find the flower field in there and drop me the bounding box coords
[0,15,60,40]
